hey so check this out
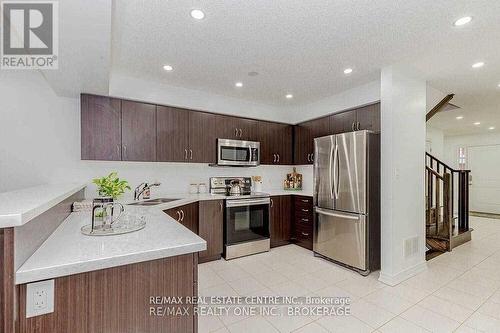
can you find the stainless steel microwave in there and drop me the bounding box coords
[216,139,260,167]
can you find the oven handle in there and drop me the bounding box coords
[226,197,270,208]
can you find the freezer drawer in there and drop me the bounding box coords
[313,207,366,270]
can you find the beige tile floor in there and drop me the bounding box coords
[198,216,500,333]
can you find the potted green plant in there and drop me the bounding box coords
[92,172,131,200]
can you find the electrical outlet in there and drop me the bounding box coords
[26,280,54,318]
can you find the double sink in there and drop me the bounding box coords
[128,198,180,206]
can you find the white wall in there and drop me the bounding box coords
[444,132,500,169]
[379,66,427,285]
[426,126,444,159]
[288,80,380,124]
[109,73,289,123]
[0,71,297,197]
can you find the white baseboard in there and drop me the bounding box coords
[378,261,427,286]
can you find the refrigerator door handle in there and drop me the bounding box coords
[329,143,334,199]
[315,207,360,221]
[333,143,339,199]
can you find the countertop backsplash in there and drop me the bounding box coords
[76,161,313,200]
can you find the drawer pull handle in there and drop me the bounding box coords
[301,218,309,222]
[301,232,309,236]
[301,199,309,203]
[301,209,309,212]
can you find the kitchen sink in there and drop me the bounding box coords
[128,198,180,206]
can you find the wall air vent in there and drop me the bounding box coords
[404,236,419,258]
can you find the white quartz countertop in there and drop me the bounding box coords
[14,188,311,284]
[16,207,206,284]
[0,183,86,228]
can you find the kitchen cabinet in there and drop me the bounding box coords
[121,100,157,161]
[294,117,330,165]
[165,203,199,234]
[216,115,258,141]
[189,111,218,163]
[356,103,380,132]
[329,103,380,134]
[81,94,122,160]
[329,110,357,134]
[260,122,293,165]
[293,196,313,250]
[198,200,224,262]
[270,196,292,248]
[156,106,190,162]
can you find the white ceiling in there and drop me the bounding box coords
[42,0,500,124]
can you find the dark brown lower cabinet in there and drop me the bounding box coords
[18,254,198,333]
[270,196,292,248]
[165,203,199,234]
[198,200,224,263]
[293,196,313,250]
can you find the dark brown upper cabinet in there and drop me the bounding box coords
[260,122,293,165]
[329,110,356,134]
[216,115,258,141]
[81,94,122,161]
[356,103,381,132]
[294,117,330,165]
[189,111,218,163]
[121,100,157,161]
[330,103,380,134]
[156,106,190,162]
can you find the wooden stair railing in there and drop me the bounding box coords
[425,152,470,252]
[426,94,455,121]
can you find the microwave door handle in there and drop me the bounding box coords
[248,146,253,162]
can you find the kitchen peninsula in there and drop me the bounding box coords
[0,183,206,333]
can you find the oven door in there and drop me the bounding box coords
[217,139,260,166]
[225,198,270,245]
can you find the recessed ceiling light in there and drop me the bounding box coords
[489,126,495,130]
[344,68,353,74]
[235,82,243,88]
[474,122,481,125]
[163,65,173,71]
[454,16,472,26]
[472,62,484,68]
[497,83,500,88]
[456,116,464,120]
[285,94,293,99]
[190,9,205,20]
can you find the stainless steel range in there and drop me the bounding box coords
[210,177,270,259]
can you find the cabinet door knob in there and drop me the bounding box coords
[272,154,276,163]
[189,149,193,160]
[277,154,280,163]
[180,209,185,221]
[270,199,274,207]
[122,145,127,159]
[357,121,361,130]
[239,128,243,137]
[235,128,238,137]
[176,210,181,221]
[116,144,121,158]
[219,201,223,212]
[311,153,314,162]
[307,153,310,162]
[184,149,188,160]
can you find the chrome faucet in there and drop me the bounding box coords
[134,182,161,201]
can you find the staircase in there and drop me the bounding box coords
[425,152,471,256]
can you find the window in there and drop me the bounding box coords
[458,147,467,170]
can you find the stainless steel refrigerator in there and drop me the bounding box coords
[313,130,380,275]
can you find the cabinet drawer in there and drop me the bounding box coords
[295,215,312,228]
[294,196,313,205]
[295,224,313,250]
